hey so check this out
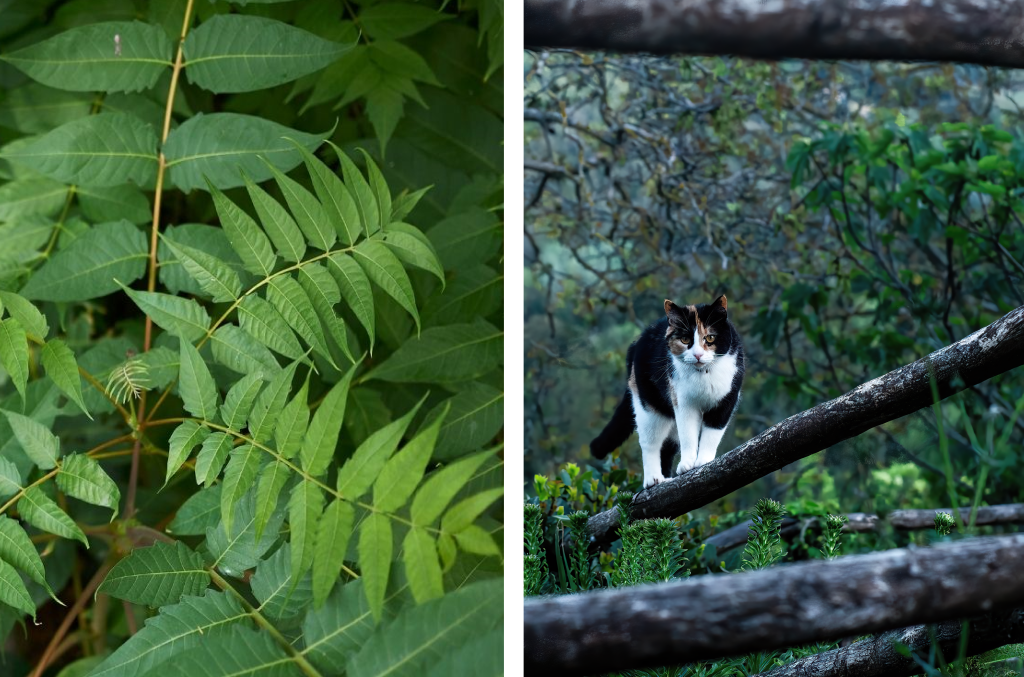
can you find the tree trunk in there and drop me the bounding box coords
[524,0,1024,70]
[586,305,1024,547]
[889,503,1024,530]
[524,533,1024,676]
[755,609,1024,677]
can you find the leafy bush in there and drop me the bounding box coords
[0,1,503,675]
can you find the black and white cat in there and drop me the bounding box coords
[591,296,745,488]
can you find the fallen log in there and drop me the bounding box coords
[586,304,1024,547]
[524,533,1024,676]
[705,513,878,555]
[755,609,1024,677]
[524,0,1024,71]
[889,504,1024,530]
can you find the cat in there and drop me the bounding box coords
[590,295,745,489]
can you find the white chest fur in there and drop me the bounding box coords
[670,351,738,412]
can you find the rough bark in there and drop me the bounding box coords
[755,609,1024,677]
[889,504,1024,530]
[524,0,1024,71]
[586,305,1024,547]
[523,533,1024,676]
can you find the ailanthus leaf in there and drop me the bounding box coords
[363,321,502,384]
[264,160,335,251]
[248,361,299,445]
[155,626,297,677]
[209,182,277,277]
[357,512,392,622]
[250,543,312,621]
[210,324,281,376]
[167,486,221,536]
[0,290,49,339]
[296,263,355,364]
[98,541,210,607]
[166,420,210,484]
[162,238,241,303]
[382,229,445,284]
[122,286,211,343]
[288,480,324,584]
[19,486,87,545]
[1,21,172,93]
[266,275,335,367]
[403,528,443,603]
[336,398,422,501]
[178,341,220,422]
[2,410,59,470]
[352,239,418,330]
[0,319,27,401]
[0,558,35,619]
[40,338,91,418]
[326,252,375,351]
[184,14,350,94]
[245,172,306,263]
[239,295,306,361]
[254,460,291,542]
[220,373,265,431]
[1,113,159,188]
[454,525,500,557]
[220,445,261,534]
[292,142,361,245]
[56,453,121,518]
[410,450,494,527]
[311,498,354,608]
[374,403,447,513]
[20,219,147,302]
[332,143,380,236]
[300,365,355,478]
[195,432,233,487]
[0,515,54,600]
[275,373,310,460]
[440,487,503,534]
[0,459,20,500]
[358,149,392,230]
[359,4,450,41]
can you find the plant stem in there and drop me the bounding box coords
[130,0,196,522]
[208,569,325,677]
[30,562,112,677]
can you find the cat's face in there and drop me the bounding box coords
[664,296,733,369]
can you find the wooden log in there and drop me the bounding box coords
[889,504,1024,530]
[525,0,1024,71]
[524,533,1024,676]
[585,305,1024,547]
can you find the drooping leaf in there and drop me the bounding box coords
[382,228,445,284]
[333,143,380,236]
[1,113,159,187]
[336,398,422,501]
[99,541,209,607]
[77,183,151,225]
[220,445,261,534]
[423,628,502,677]
[0,177,65,221]
[427,207,501,271]
[440,487,503,534]
[403,528,442,603]
[162,238,242,303]
[410,450,494,527]
[210,325,281,376]
[0,319,28,402]
[165,420,210,484]
[40,339,90,418]
[20,220,147,302]
[178,341,220,422]
[421,264,501,327]
[245,173,306,263]
[167,485,220,536]
[300,365,355,477]
[0,291,49,339]
[18,486,88,545]
[56,453,121,518]
[363,321,502,383]
[156,626,300,677]
[248,361,299,445]
[327,252,375,351]
[0,558,35,619]
[453,525,500,557]
[2,409,59,470]
[209,182,277,278]
[373,403,447,513]
[288,480,323,585]
[264,161,334,251]
[164,112,331,192]
[1,21,173,92]
[194,432,233,487]
[85,590,249,677]
[265,275,334,367]
[293,143,361,245]
[358,149,392,231]
[352,239,418,330]
[347,578,503,677]
[357,512,392,622]
[184,14,350,93]
[359,4,450,41]
[239,295,306,362]
[208,489,285,575]
[0,515,53,599]
[122,286,211,343]
[427,382,503,461]
[220,373,264,431]
[254,460,291,542]
[311,498,354,608]
[0,459,21,501]
[274,374,310,460]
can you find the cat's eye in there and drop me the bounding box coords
[705,335,716,344]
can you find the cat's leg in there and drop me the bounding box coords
[696,392,740,467]
[674,406,703,475]
[631,393,674,488]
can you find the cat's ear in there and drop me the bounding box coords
[664,299,682,318]
[711,295,728,313]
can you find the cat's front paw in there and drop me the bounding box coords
[643,472,666,489]
[675,460,695,476]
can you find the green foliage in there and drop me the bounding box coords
[935,512,956,537]
[0,0,502,674]
[819,514,848,560]
[741,498,787,571]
